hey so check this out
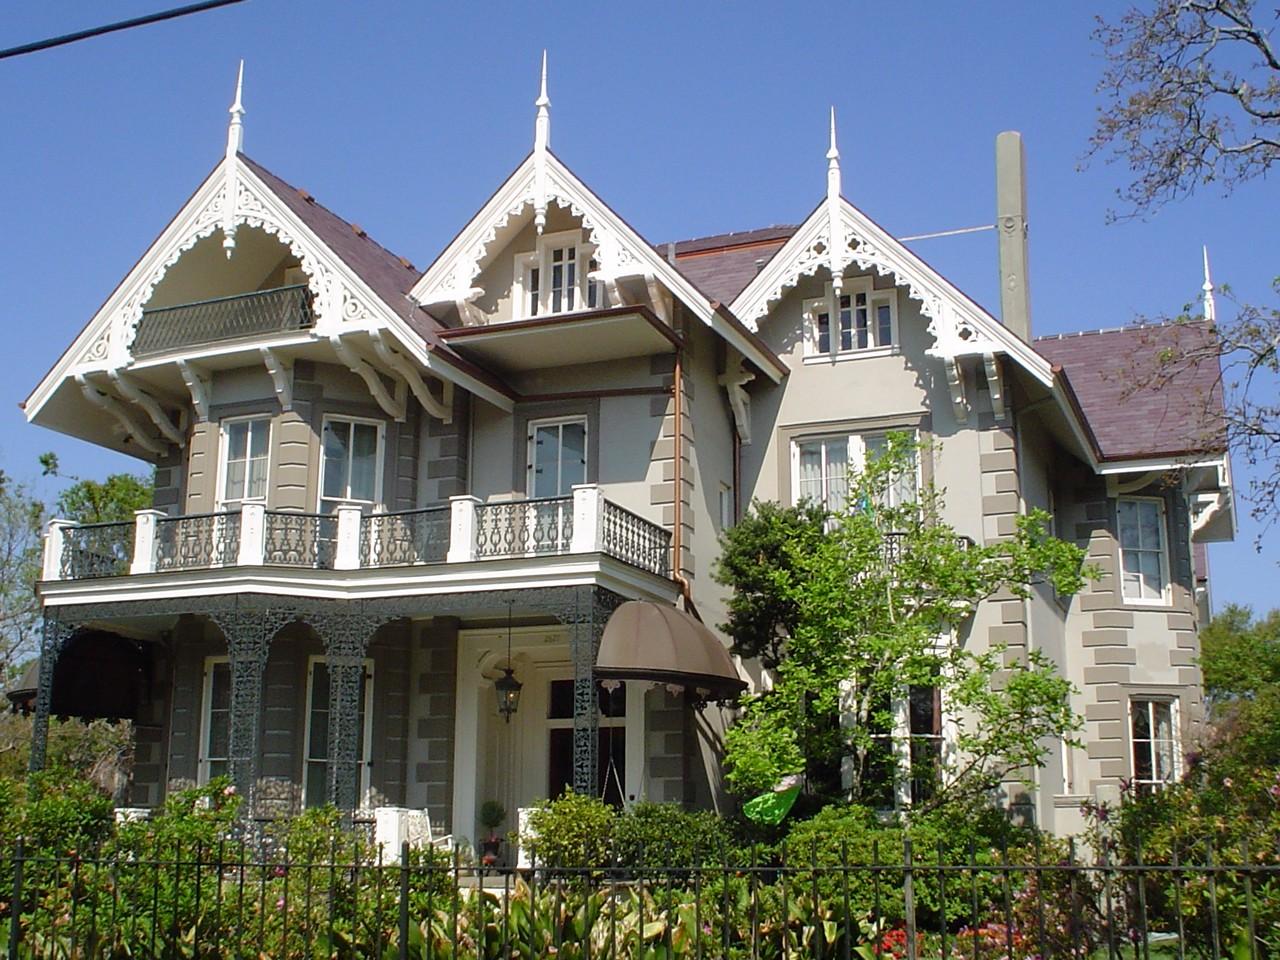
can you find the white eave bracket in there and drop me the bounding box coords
[176,359,211,423]
[259,347,293,412]
[330,334,407,422]
[108,370,185,447]
[76,374,165,456]
[370,331,453,424]
[946,357,969,423]
[718,353,754,444]
[983,352,1006,422]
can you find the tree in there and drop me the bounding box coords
[715,436,1089,815]
[39,453,153,524]
[0,473,45,681]
[1089,0,1278,216]
[1194,603,1280,771]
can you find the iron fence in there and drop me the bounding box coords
[361,507,451,567]
[264,511,338,569]
[2,836,1276,960]
[131,284,315,358]
[58,521,135,580]
[475,497,574,559]
[155,512,242,570]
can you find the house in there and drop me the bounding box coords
[24,61,1233,842]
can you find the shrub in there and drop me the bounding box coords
[521,790,616,868]
[612,802,732,867]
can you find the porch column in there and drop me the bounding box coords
[567,587,625,796]
[313,610,391,814]
[29,613,78,772]
[209,609,295,814]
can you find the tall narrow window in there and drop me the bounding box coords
[839,295,855,351]
[796,437,849,512]
[199,658,230,783]
[853,292,869,349]
[219,417,270,509]
[528,417,587,498]
[303,658,374,808]
[550,246,576,313]
[1130,698,1178,794]
[320,417,383,513]
[804,281,897,358]
[908,684,942,804]
[527,265,541,317]
[1117,497,1168,602]
[816,308,831,354]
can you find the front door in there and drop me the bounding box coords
[545,678,626,805]
[302,657,374,808]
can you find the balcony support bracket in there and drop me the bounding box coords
[177,360,212,422]
[108,371,185,447]
[330,335,406,422]
[370,331,452,424]
[259,347,293,412]
[76,374,165,456]
[983,352,1006,423]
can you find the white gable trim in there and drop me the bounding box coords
[411,151,784,383]
[729,197,1054,387]
[26,156,510,421]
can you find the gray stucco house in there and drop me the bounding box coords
[24,66,1232,842]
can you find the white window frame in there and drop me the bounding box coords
[198,656,230,785]
[215,415,272,510]
[803,278,898,362]
[526,415,589,499]
[512,231,605,320]
[1117,496,1172,605]
[317,415,386,513]
[1129,696,1180,794]
[301,655,376,809]
[790,429,920,512]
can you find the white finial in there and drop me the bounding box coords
[226,60,245,158]
[533,50,550,234]
[1202,245,1217,325]
[827,107,845,295]
[826,106,841,200]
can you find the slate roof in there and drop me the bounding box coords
[665,225,795,304]
[1035,324,1225,461]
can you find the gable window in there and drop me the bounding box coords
[1130,697,1178,794]
[804,278,897,360]
[514,233,608,320]
[218,416,270,510]
[302,657,374,808]
[528,417,587,498]
[319,416,384,513]
[1117,497,1169,603]
[198,657,230,784]
[793,430,918,513]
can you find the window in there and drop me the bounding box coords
[319,416,384,513]
[218,417,270,509]
[528,417,587,498]
[302,657,374,808]
[804,279,897,359]
[514,234,608,319]
[547,679,627,806]
[792,430,918,512]
[1117,497,1169,602]
[1130,698,1178,794]
[907,684,942,805]
[862,680,943,809]
[719,482,735,532]
[198,657,230,783]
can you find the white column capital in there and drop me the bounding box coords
[570,484,604,554]
[237,503,266,567]
[334,505,364,571]
[447,496,481,564]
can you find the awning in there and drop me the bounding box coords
[595,601,747,701]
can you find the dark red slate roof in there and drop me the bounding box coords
[666,226,795,305]
[1035,324,1225,461]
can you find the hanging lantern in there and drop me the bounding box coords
[495,666,523,722]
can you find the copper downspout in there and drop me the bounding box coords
[672,333,699,620]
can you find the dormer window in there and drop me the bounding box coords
[803,278,897,360]
[514,232,607,320]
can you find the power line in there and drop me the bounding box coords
[897,224,995,243]
[0,0,246,61]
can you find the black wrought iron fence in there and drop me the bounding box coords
[155,512,241,570]
[361,507,451,567]
[264,511,338,569]
[131,284,315,358]
[58,521,135,580]
[3,837,1276,960]
[475,497,574,559]
[601,501,671,576]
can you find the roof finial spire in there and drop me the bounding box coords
[827,107,845,295]
[226,60,245,158]
[1202,245,1217,325]
[533,50,551,234]
[826,106,841,202]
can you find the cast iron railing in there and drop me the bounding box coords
[58,521,135,580]
[601,500,671,576]
[154,512,241,570]
[263,511,337,569]
[130,284,315,358]
[474,497,574,558]
[881,531,975,567]
[2,834,1277,960]
[361,506,450,567]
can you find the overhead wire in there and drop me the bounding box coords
[0,0,246,61]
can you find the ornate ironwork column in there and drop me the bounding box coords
[568,587,625,796]
[209,608,296,813]
[312,610,393,813]
[29,613,78,773]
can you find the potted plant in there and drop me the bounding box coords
[479,800,507,864]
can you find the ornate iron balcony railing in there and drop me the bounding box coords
[361,506,450,567]
[475,497,574,558]
[264,511,337,569]
[59,521,135,580]
[602,500,671,576]
[155,512,241,571]
[131,284,314,358]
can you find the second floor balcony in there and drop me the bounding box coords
[42,487,672,589]
[130,284,315,359]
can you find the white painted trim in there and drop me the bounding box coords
[1117,495,1173,606]
[301,655,375,808]
[215,414,273,511]
[198,656,230,784]
[317,415,387,513]
[802,278,898,360]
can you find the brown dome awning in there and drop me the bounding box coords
[595,601,747,701]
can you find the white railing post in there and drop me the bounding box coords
[130,509,166,575]
[42,519,73,581]
[237,503,266,567]
[447,496,480,563]
[334,505,364,570]
[571,484,605,553]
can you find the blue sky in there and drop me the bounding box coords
[2,2,1274,611]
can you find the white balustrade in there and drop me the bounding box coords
[42,519,73,581]
[236,503,266,567]
[446,496,480,563]
[571,483,605,553]
[130,509,167,574]
[333,504,364,570]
